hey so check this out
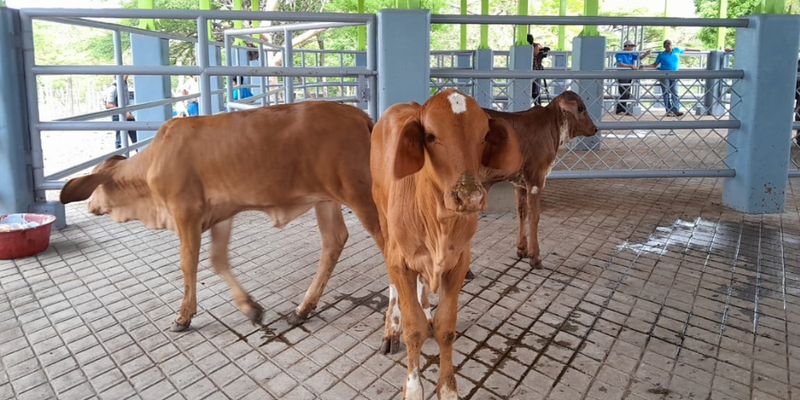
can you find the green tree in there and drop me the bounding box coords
[694,0,760,49]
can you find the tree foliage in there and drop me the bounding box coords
[694,0,800,49]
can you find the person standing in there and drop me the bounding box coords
[180,75,200,116]
[531,41,545,105]
[104,75,137,149]
[232,76,253,101]
[643,40,700,117]
[615,40,651,115]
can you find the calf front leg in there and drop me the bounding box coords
[388,264,428,400]
[514,183,529,258]
[382,283,402,354]
[383,274,433,354]
[526,175,546,268]
[434,252,470,400]
[210,218,263,325]
[289,202,348,325]
[172,213,202,332]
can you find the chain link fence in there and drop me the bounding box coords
[431,74,741,177]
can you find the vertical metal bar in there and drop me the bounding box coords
[259,42,267,106]
[366,17,377,119]
[112,29,129,155]
[284,29,294,104]
[225,32,233,110]
[20,13,46,201]
[197,17,211,115]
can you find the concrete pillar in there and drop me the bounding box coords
[131,34,171,141]
[1,8,64,226]
[457,52,471,97]
[572,36,606,151]
[474,49,493,108]
[376,9,430,116]
[698,50,725,116]
[0,8,34,215]
[507,45,533,112]
[723,15,800,213]
[356,52,368,109]
[551,53,567,96]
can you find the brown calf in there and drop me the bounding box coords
[371,89,521,399]
[482,90,597,267]
[60,102,385,331]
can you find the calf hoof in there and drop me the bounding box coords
[529,256,543,269]
[244,298,264,325]
[516,246,528,259]
[171,320,191,332]
[381,334,401,355]
[465,269,475,280]
[286,310,309,326]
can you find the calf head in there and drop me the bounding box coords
[60,155,131,217]
[553,90,598,142]
[393,89,521,213]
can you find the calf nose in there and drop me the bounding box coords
[451,173,486,212]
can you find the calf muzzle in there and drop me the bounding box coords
[449,172,486,212]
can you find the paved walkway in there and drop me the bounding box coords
[2,176,800,399]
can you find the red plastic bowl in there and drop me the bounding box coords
[0,213,57,260]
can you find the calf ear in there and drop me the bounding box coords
[482,118,521,173]
[60,173,110,204]
[393,118,425,180]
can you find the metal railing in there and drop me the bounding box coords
[20,9,379,198]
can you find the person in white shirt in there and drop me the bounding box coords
[180,75,199,116]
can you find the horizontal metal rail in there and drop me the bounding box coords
[549,169,736,179]
[56,92,215,122]
[43,137,155,182]
[206,66,375,76]
[226,21,361,36]
[32,65,201,76]
[227,103,258,111]
[790,171,800,177]
[20,8,374,22]
[430,15,750,28]
[597,120,740,130]
[432,69,744,80]
[32,65,376,77]
[41,17,201,44]
[37,121,167,131]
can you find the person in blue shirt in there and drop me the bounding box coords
[643,40,700,117]
[615,40,651,115]
[232,76,253,101]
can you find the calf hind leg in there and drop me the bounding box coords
[514,183,529,259]
[210,218,264,325]
[288,202,348,325]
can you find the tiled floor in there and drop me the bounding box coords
[2,177,800,400]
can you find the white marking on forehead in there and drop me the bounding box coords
[530,186,539,195]
[447,92,467,114]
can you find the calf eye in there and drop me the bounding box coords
[426,134,436,143]
[578,106,585,112]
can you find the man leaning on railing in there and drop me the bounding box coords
[641,40,701,117]
[615,40,651,116]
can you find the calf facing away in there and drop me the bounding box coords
[371,89,521,399]
[61,102,385,331]
[483,91,597,267]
